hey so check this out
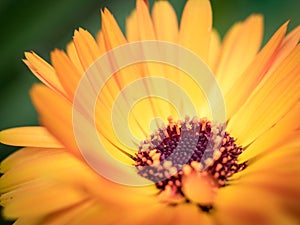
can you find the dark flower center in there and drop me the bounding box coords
[134,116,247,196]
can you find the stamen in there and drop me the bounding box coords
[134,116,246,199]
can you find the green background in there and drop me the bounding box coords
[0,0,299,224]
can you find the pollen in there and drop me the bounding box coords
[134,116,247,195]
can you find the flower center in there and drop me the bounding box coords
[134,116,246,208]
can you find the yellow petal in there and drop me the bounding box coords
[228,45,300,146]
[216,15,263,94]
[1,180,88,219]
[0,127,63,149]
[207,29,221,71]
[152,1,178,42]
[225,21,288,118]
[179,0,212,63]
[238,103,300,162]
[24,52,66,96]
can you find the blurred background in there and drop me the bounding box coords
[0,0,299,224]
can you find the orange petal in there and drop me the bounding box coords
[73,28,101,71]
[267,25,300,75]
[101,8,127,49]
[179,0,212,63]
[216,15,264,94]
[136,0,156,40]
[0,127,63,148]
[152,1,178,42]
[95,30,106,55]
[228,45,300,146]
[24,52,66,96]
[126,10,139,42]
[51,49,82,100]
[225,21,288,118]
[30,84,81,158]
[66,41,84,74]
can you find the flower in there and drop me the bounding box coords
[1,0,300,224]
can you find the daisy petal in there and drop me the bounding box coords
[229,45,300,146]
[51,49,82,99]
[24,52,66,96]
[126,10,139,42]
[226,21,288,117]
[238,103,300,162]
[136,0,156,40]
[0,127,63,149]
[73,28,101,71]
[1,180,88,219]
[208,29,221,71]
[66,41,84,74]
[216,15,263,93]
[179,0,212,63]
[30,84,80,158]
[152,1,178,42]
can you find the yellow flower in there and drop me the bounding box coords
[1,0,300,224]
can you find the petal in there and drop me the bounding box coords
[30,84,80,158]
[238,103,300,162]
[66,41,84,74]
[225,21,288,118]
[152,1,178,42]
[1,179,88,219]
[228,45,300,146]
[101,8,127,49]
[136,0,156,40]
[0,127,63,149]
[268,25,300,75]
[216,15,264,94]
[24,52,66,96]
[179,0,212,63]
[126,10,139,42]
[95,30,106,54]
[51,49,82,99]
[73,28,101,71]
[207,29,221,71]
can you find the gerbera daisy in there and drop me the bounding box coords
[1,0,300,224]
